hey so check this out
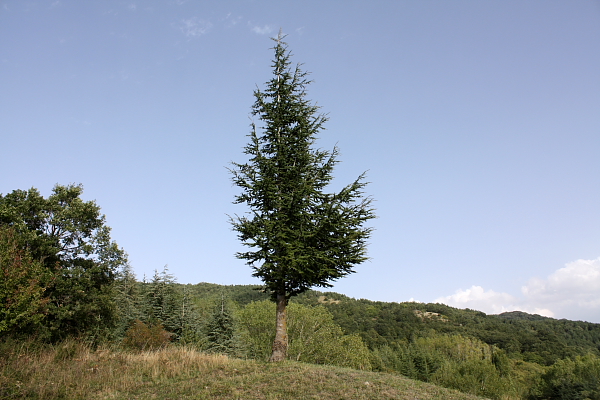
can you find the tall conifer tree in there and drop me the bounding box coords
[230,32,375,362]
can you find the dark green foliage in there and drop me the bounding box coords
[229,34,375,301]
[294,293,600,364]
[205,298,238,354]
[178,285,205,345]
[133,268,205,345]
[141,267,185,339]
[0,184,127,342]
[113,263,143,340]
[230,33,374,361]
[499,311,553,322]
[370,336,521,398]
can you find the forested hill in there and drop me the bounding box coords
[496,310,555,321]
[184,282,600,366]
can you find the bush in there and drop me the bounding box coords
[431,358,512,399]
[237,300,371,370]
[239,300,371,370]
[123,319,172,350]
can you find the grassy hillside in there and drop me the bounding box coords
[0,341,485,400]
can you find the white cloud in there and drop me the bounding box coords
[523,258,600,297]
[251,24,273,35]
[180,17,212,38]
[521,258,600,319]
[435,286,523,315]
[435,258,600,322]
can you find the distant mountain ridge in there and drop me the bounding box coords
[497,310,554,321]
[182,282,600,366]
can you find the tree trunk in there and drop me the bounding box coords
[269,293,288,362]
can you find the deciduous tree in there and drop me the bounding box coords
[0,184,127,341]
[0,226,50,335]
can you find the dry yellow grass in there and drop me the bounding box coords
[1,340,488,400]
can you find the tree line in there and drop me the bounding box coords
[0,185,369,369]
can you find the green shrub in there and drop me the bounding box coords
[237,300,371,370]
[431,358,513,399]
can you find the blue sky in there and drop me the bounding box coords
[2,0,600,322]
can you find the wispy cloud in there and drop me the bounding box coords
[435,257,600,322]
[224,13,242,28]
[250,24,273,35]
[180,17,212,37]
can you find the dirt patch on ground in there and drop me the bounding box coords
[318,295,341,304]
[413,310,449,322]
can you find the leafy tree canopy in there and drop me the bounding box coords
[0,226,50,335]
[0,184,127,341]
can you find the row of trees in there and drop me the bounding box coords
[0,193,372,368]
[176,283,600,400]
[114,268,371,370]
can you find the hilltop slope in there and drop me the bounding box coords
[1,344,486,400]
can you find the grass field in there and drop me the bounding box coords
[0,340,487,400]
